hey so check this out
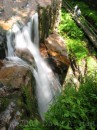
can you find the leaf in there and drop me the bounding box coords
[64,112,70,117]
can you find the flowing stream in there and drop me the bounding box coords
[6,12,61,120]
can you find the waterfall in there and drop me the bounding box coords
[6,29,15,57]
[6,12,61,120]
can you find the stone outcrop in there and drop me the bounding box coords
[0,65,31,88]
[0,0,62,40]
[0,0,70,129]
[39,0,62,41]
[0,61,36,130]
[0,0,61,30]
[0,0,61,65]
[45,33,70,66]
[15,48,34,64]
[0,0,62,59]
[40,33,70,84]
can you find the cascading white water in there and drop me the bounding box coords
[6,12,61,120]
[6,29,15,57]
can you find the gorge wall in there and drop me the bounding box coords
[0,0,70,129]
[0,0,62,58]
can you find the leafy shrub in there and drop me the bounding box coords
[58,9,89,62]
[22,74,97,130]
[45,74,97,130]
[66,39,88,61]
[22,119,44,130]
[58,9,84,39]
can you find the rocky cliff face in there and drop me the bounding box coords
[0,0,61,32]
[0,0,62,57]
[0,63,36,130]
[43,33,70,84]
[0,0,70,129]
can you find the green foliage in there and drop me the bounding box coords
[77,1,97,22]
[22,119,45,130]
[0,98,9,112]
[45,74,97,130]
[22,74,97,130]
[58,9,84,39]
[58,9,89,62]
[21,85,34,116]
[66,39,88,61]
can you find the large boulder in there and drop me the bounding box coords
[40,33,70,84]
[0,64,31,88]
[15,48,34,64]
[0,61,37,130]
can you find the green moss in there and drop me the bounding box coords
[17,85,37,118]
[0,98,10,112]
[58,10,84,39]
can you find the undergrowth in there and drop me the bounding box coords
[58,8,97,72]
[58,9,88,61]
[22,74,97,130]
[45,74,97,130]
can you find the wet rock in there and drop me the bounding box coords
[0,102,21,130]
[15,48,34,64]
[0,0,60,30]
[0,28,6,59]
[39,0,62,41]
[0,60,3,69]
[0,64,31,88]
[0,62,36,129]
[45,33,70,66]
[0,102,16,125]
[8,119,19,130]
[40,33,70,85]
[8,111,21,130]
[0,85,8,97]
